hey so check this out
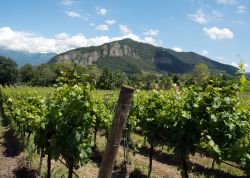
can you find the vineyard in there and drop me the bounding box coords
[0,72,250,178]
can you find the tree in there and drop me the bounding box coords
[56,63,101,87]
[193,63,210,85]
[97,67,117,90]
[159,75,173,89]
[0,56,18,85]
[20,64,35,83]
[32,64,57,86]
[131,71,159,89]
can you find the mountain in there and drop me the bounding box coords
[49,38,237,75]
[0,48,56,66]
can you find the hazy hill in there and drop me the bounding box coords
[49,38,237,75]
[0,48,56,66]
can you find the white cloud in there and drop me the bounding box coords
[96,7,107,16]
[105,19,116,25]
[119,24,132,35]
[0,26,160,54]
[90,23,95,26]
[172,47,183,52]
[143,29,159,36]
[216,0,236,5]
[188,9,209,24]
[215,56,225,60]
[189,10,224,24]
[55,33,69,39]
[61,0,75,6]
[203,27,234,39]
[237,5,247,13]
[201,50,208,56]
[96,24,109,31]
[65,11,88,20]
[143,37,157,45]
[232,62,248,68]
[232,62,238,67]
[65,11,80,18]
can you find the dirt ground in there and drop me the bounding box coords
[0,117,37,178]
[0,116,247,178]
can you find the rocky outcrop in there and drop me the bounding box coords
[51,41,139,65]
[49,38,237,75]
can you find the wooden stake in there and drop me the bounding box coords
[98,85,134,178]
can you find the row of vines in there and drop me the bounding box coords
[0,70,249,178]
[0,83,115,178]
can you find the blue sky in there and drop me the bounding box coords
[0,0,249,70]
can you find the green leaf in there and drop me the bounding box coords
[211,114,217,122]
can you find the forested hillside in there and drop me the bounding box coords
[50,38,237,75]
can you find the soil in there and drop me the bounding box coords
[0,117,37,178]
[0,116,247,178]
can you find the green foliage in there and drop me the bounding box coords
[92,95,114,139]
[97,67,125,90]
[20,64,36,83]
[2,84,96,177]
[2,88,47,137]
[0,86,4,116]
[193,63,210,85]
[56,62,100,87]
[32,64,57,86]
[0,56,18,85]
[17,96,46,135]
[158,75,174,89]
[130,69,250,176]
[130,71,160,89]
[1,64,249,177]
[46,83,95,169]
[17,63,58,86]
[17,61,102,87]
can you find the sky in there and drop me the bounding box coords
[0,0,249,70]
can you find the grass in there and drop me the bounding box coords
[3,82,250,109]
[2,86,119,99]
[2,86,52,97]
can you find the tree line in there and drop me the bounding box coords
[0,56,234,89]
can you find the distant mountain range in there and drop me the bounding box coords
[49,38,237,75]
[0,48,56,66]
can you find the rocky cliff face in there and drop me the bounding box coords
[107,42,138,58]
[51,41,139,66]
[49,38,237,75]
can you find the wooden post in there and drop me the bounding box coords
[98,85,134,178]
